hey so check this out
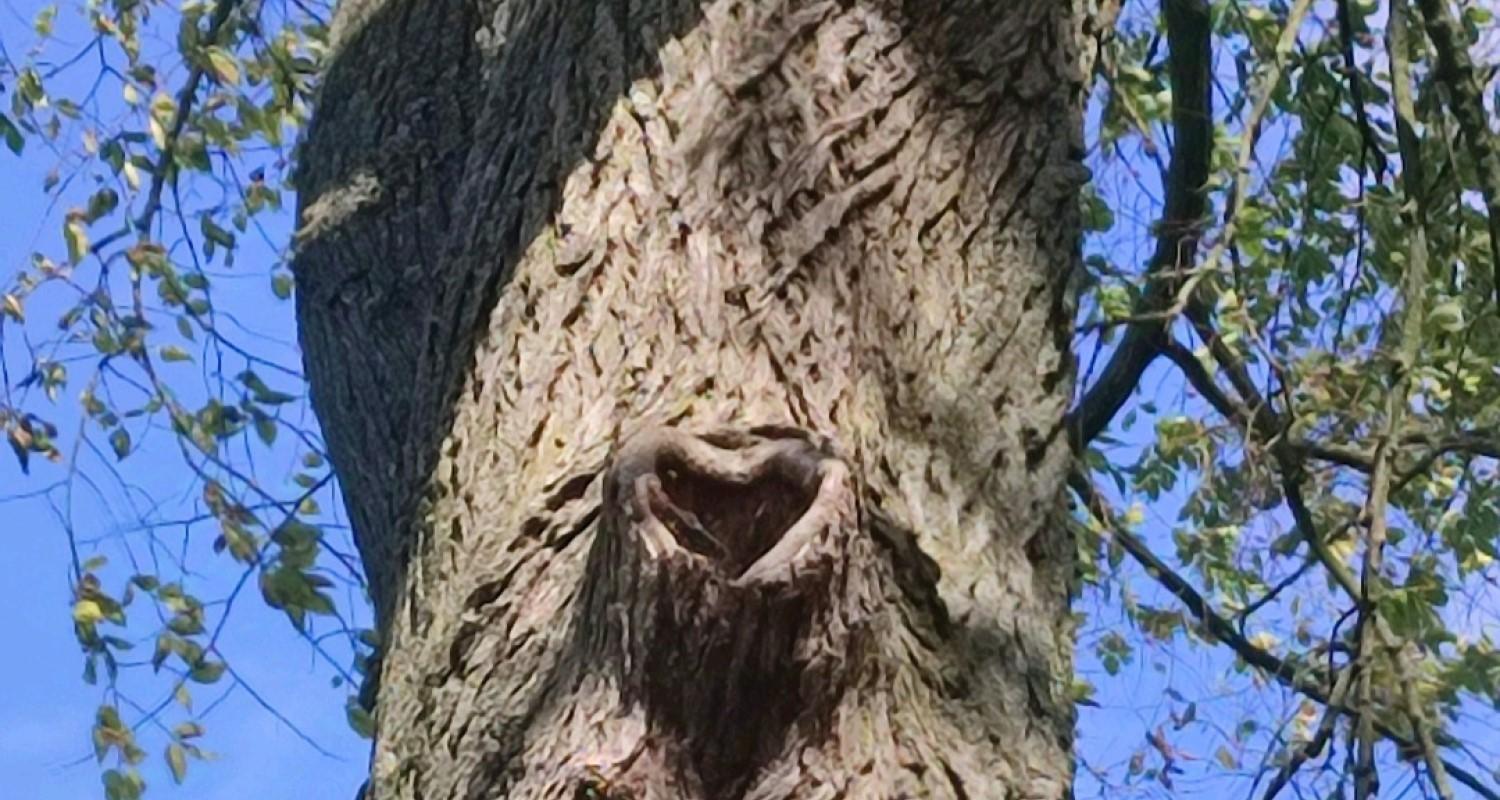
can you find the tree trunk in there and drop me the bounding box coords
[293,1,1089,797]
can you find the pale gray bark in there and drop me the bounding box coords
[295,1,1089,797]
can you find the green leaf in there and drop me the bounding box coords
[160,345,193,363]
[167,609,204,636]
[109,428,131,460]
[345,698,375,739]
[166,743,188,784]
[0,114,23,154]
[102,769,144,800]
[1429,300,1465,334]
[189,659,226,684]
[200,214,236,250]
[151,634,173,672]
[86,188,119,221]
[15,68,43,105]
[305,590,336,616]
[254,412,277,446]
[64,218,89,263]
[271,272,293,300]
[74,599,105,624]
[32,5,55,36]
[238,371,296,404]
[205,47,241,85]
[2,293,23,322]
[100,139,125,173]
[1081,188,1115,232]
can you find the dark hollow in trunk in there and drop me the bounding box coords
[577,426,857,797]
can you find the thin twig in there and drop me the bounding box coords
[134,0,242,238]
[1261,664,1355,800]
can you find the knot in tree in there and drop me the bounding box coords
[578,426,862,797]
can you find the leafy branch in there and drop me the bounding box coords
[1069,472,1500,800]
[1414,0,1500,307]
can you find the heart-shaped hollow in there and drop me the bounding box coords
[586,426,859,797]
[645,454,818,576]
[607,426,839,582]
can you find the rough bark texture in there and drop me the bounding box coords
[294,1,1088,798]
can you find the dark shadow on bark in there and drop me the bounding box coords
[296,0,732,624]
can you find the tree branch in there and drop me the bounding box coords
[1415,0,1500,307]
[1064,4,1493,796]
[1289,430,1500,474]
[1333,0,1389,181]
[1362,6,1450,795]
[1261,665,1353,800]
[1162,316,1363,602]
[1069,0,1213,448]
[1157,340,1259,431]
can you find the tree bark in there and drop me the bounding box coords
[294,1,1089,798]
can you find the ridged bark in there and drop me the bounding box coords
[295,1,1088,797]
